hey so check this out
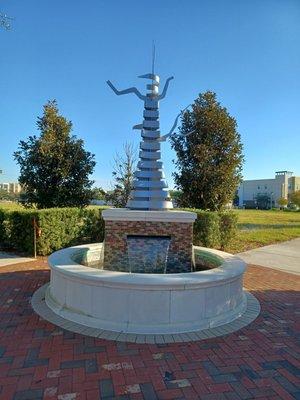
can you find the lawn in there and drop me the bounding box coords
[228,209,300,253]
[236,209,300,226]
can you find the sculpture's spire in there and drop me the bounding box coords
[151,42,156,98]
[152,41,155,76]
[128,70,173,210]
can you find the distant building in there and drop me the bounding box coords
[238,171,300,208]
[0,182,22,194]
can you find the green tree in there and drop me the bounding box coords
[290,190,300,208]
[0,189,20,201]
[255,193,270,210]
[169,190,182,207]
[0,189,11,201]
[14,100,96,208]
[277,197,288,208]
[91,187,106,200]
[171,91,244,210]
[107,143,137,208]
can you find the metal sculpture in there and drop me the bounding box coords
[107,70,192,210]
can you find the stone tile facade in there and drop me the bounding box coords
[103,220,194,273]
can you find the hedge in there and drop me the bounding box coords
[218,211,238,250]
[0,207,107,256]
[181,208,237,250]
[0,206,237,256]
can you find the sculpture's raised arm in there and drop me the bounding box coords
[106,80,146,101]
[157,76,174,100]
[158,104,192,142]
[158,112,181,142]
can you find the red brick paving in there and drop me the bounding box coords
[0,260,299,400]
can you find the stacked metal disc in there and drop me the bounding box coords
[126,73,173,210]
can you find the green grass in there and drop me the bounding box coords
[228,209,300,253]
[236,209,300,226]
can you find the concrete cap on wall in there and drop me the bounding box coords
[102,208,197,223]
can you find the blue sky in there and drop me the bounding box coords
[0,0,299,189]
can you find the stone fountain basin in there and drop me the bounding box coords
[47,243,247,334]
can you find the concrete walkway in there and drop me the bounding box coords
[1,260,299,399]
[238,238,300,275]
[0,251,35,267]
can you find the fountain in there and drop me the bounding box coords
[32,66,260,342]
[127,235,171,274]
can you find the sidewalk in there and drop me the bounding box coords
[0,251,35,267]
[0,260,299,399]
[238,238,300,275]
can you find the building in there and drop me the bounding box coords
[0,182,22,194]
[238,171,300,208]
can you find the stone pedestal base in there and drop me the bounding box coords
[102,209,197,273]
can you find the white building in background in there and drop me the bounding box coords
[238,171,300,208]
[0,182,22,194]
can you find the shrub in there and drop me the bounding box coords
[181,209,221,248]
[0,209,38,253]
[181,208,237,250]
[193,211,221,248]
[218,211,238,250]
[80,208,105,243]
[0,209,7,244]
[0,207,107,256]
[8,210,36,254]
[0,206,238,256]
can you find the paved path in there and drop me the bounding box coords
[0,251,35,267]
[0,260,299,399]
[238,238,300,275]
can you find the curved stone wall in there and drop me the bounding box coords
[47,243,247,334]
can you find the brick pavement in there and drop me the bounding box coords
[0,259,299,399]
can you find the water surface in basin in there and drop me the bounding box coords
[74,245,223,273]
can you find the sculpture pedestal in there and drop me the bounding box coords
[102,209,197,273]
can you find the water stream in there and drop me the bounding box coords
[127,235,171,273]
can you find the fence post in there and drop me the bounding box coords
[33,217,37,258]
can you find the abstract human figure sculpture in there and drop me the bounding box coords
[107,73,192,210]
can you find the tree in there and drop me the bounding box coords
[0,189,18,201]
[277,197,288,208]
[255,193,270,210]
[91,187,106,200]
[171,91,244,210]
[107,143,137,207]
[290,190,300,208]
[14,100,96,208]
[169,190,183,207]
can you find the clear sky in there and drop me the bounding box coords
[0,0,299,189]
